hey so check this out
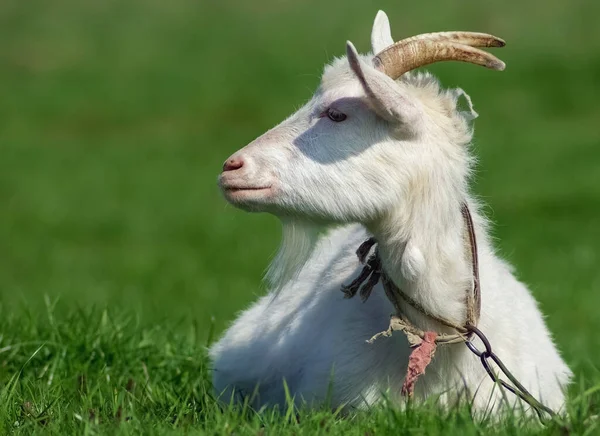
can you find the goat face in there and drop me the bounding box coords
[219,71,408,223]
[219,11,490,225]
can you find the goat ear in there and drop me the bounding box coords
[346,41,422,129]
[451,87,479,121]
[371,10,394,53]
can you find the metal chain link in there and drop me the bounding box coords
[465,325,557,423]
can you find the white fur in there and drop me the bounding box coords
[210,11,572,415]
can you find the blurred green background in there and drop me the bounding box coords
[1,0,599,380]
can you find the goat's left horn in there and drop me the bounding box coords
[374,38,506,80]
[391,31,505,49]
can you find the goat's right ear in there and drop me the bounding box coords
[346,41,422,131]
[371,11,394,53]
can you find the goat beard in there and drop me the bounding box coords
[264,219,321,295]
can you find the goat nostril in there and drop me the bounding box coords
[223,157,244,172]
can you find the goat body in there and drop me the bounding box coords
[209,11,572,415]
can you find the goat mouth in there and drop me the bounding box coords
[223,186,271,192]
[222,186,271,192]
[221,185,273,202]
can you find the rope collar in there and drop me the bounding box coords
[341,202,557,422]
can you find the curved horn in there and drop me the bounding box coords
[390,31,505,49]
[373,39,505,79]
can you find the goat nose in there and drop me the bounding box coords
[222,157,244,172]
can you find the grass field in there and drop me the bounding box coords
[1,0,599,433]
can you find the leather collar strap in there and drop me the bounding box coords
[461,202,481,329]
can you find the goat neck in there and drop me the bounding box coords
[367,192,476,333]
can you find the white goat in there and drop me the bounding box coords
[209,11,572,415]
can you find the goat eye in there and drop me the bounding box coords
[327,108,347,122]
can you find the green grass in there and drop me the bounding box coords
[0,306,598,435]
[1,0,599,433]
